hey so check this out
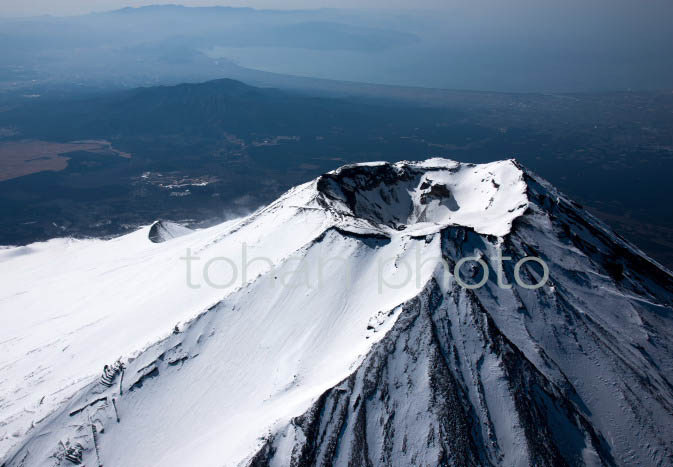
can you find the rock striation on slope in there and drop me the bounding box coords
[2,159,672,467]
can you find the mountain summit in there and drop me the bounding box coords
[1,159,672,466]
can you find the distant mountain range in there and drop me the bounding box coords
[2,78,441,141]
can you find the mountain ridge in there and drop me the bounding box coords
[1,159,672,466]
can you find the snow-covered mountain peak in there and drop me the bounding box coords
[3,158,673,467]
[313,158,528,237]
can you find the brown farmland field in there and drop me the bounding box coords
[0,140,131,182]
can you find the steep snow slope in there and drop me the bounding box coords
[0,179,331,460]
[1,159,672,467]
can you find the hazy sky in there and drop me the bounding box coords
[2,0,671,21]
[1,0,453,17]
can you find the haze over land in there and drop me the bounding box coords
[1,2,672,92]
